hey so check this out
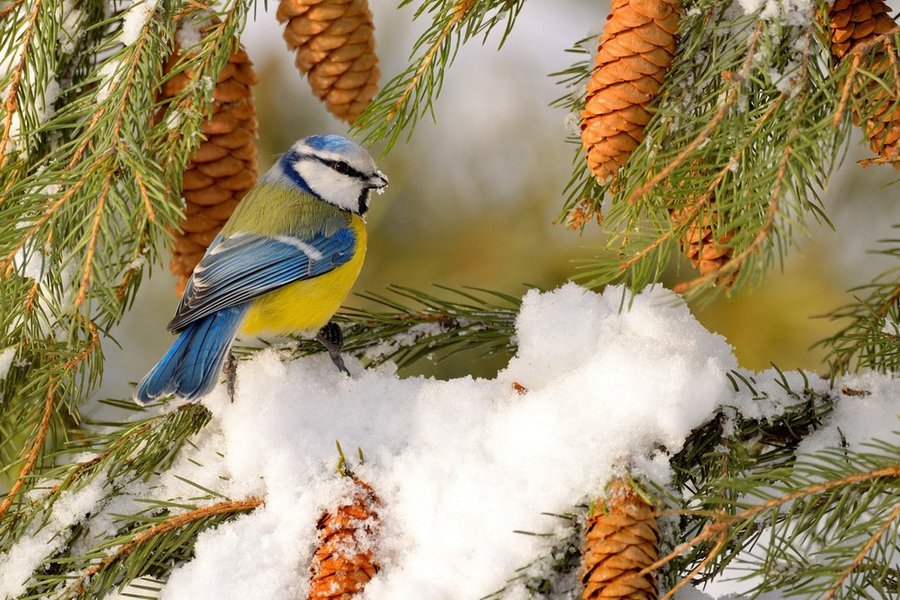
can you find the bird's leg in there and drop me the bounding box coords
[316,322,350,376]
[223,351,237,402]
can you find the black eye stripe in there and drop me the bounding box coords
[321,157,366,179]
[287,151,369,181]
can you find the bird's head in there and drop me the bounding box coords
[274,134,388,216]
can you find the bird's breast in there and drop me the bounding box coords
[238,217,367,336]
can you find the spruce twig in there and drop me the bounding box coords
[277,284,521,370]
[354,0,524,150]
[65,496,264,598]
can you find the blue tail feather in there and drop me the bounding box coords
[135,305,247,404]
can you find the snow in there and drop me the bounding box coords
[737,0,814,25]
[103,283,893,599]
[0,478,107,598]
[155,284,748,599]
[12,240,46,282]
[175,20,203,50]
[0,347,15,380]
[59,2,85,54]
[120,0,158,46]
[3,284,895,598]
[96,61,119,102]
[797,372,900,455]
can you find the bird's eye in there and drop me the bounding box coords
[333,161,351,175]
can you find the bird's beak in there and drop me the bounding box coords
[368,171,389,191]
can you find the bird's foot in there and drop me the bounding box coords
[223,352,237,402]
[316,322,350,376]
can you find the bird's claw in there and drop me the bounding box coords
[316,322,350,376]
[223,352,237,402]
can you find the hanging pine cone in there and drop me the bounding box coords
[308,478,381,599]
[581,0,681,184]
[827,0,899,168]
[582,478,658,600]
[161,43,259,295]
[828,0,895,59]
[277,0,380,124]
[671,200,736,283]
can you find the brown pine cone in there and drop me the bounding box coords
[309,478,381,599]
[828,0,899,168]
[581,0,681,184]
[582,478,658,600]
[828,0,895,59]
[277,0,380,124]
[671,200,735,282]
[161,43,259,295]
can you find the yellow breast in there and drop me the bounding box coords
[239,216,367,336]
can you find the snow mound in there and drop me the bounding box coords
[127,284,895,599]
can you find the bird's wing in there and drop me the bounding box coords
[167,226,356,332]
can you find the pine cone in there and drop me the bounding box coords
[309,478,381,599]
[161,44,259,295]
[277,0,380,124]
[581,0,681,184]
[582,478,658,600]
[828,0,895,59]
[828,0,899,168]
[671,200,736,283]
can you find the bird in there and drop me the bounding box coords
[135,134,388,404]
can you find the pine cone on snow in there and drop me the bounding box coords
[277,0,380,124]
[828,0,899,169]
[161,43,259,295]
[582,478,659,600]
[581,0,681,184]
[308,478,381,599]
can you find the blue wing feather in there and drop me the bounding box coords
[168,227,356,333]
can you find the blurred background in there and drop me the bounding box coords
[97,0,899,402]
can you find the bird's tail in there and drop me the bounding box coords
[135,305,247,404]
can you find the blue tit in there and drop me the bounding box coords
[135,134,388,404]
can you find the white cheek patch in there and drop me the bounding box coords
[294,160,363,213]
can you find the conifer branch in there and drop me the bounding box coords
[74,173,112,308]
[0,0,23,21]
[0,0,41,168]
[632,464,900,590]
[627,24,764,204]
[0,318,99,521]
[560,1,856,302]
[279,284,521,370]
[660,527,726,600]
[66,496,264,598]
[816,232,899,375]
[355,0,524,150]
[824,503,900,600]
[0,380,54,522]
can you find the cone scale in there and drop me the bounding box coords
[582,478,659,600]
[161,43,259,295]
[828,0,899,169]
[308,478,381,599]
[277,0,380,124]
[581,0,681,183]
